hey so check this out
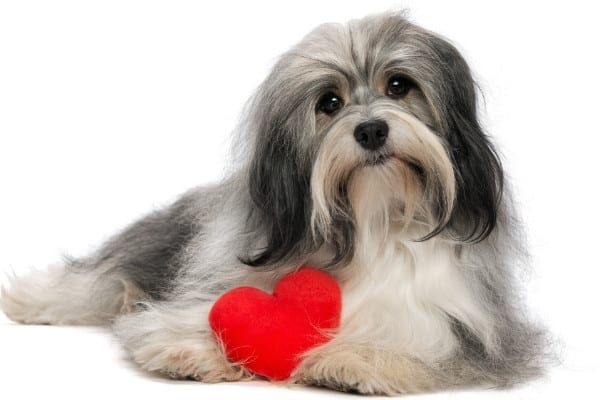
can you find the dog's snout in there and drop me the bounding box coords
[353,120,389,151]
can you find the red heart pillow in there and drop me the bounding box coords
[208,267,341,380]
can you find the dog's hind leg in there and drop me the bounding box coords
[0,188,211,325]
[0,261,143,325]
[0,264,143,325]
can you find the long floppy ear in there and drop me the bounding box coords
[241,111,356,268]
[429,35,504,242]
[241,115,314,267]
[239,51,359,267]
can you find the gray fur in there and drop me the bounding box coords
[1,12,550,394]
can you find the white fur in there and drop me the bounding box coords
[1,263,130,325]
[0,12,544,395]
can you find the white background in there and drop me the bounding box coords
[1,1,599,399]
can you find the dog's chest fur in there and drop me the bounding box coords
[332,222,492,362]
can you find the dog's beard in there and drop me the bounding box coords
[310,106,456,245]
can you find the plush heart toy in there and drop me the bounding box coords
[208,267,342,380]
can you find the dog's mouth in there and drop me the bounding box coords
[362,153,426,180]
[364,153,391,166]
[405,159,425,178]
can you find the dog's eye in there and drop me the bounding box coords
[387,75,413,98]
[317,92,343,115]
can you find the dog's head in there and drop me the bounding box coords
[242,13,503,267]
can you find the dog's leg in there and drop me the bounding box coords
[113,300,249,382]
[1,262,139,325]
[1,188,219,326]
[292,341,437,395]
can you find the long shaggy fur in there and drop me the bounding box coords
[1,12,549,395]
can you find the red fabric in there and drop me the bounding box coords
[208,267,341,380]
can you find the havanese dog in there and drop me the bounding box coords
[1,12,547,395]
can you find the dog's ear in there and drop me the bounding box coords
[241,116,314,267]
[428,35,504,242]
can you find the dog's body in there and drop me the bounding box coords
[1,13,546,394]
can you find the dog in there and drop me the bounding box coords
[0,12,547,395]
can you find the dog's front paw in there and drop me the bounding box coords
[292,344,434,395]
[114,310,250,382]
[145,344,250,382]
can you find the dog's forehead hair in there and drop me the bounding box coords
[291,15,419,102]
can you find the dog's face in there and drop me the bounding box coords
[243,13,503,267]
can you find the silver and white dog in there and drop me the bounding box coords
[1,13,547,395]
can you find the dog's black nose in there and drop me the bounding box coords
[353,120,389,150]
